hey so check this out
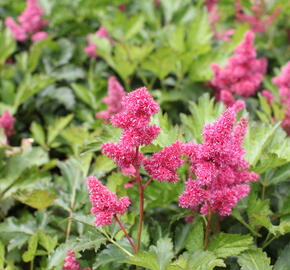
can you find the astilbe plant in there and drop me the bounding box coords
[210,30,267,107]
[272,61,290,135]
[5,0,48,42]
[61,86,258,269]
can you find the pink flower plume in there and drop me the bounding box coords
[87,176,130,226]
[179,102,259,216]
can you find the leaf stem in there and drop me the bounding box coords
[114,215,136,253]
[144,177,153,188]
[204,203,212,250]
[102,230,133,257]
[135,147,144,253]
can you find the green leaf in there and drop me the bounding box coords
[0,241,4,269]
[247,195,272,229]
[238,248,272,270]
[152,111,183,148]
[142,47,177,80]
[47,114,73,145]
[94,155,117,175]
[268,163,290,185]
[150,238,174,270]
[244,122,280,167]
[30,122,46,147]
[274,243,290,270]
[15,189,57,210]
[124,251,160,270]
[71,83,97,109]
[0,29,16,64]
[124,15,144,40]
[94,243,129,268]
[189,250,226,270]
[208,233,253,258]
[22,233,38,262]
[185,217,204,253]
[38,232,57,253]
[14,74,56,111]
[186,9,212,54]
[28,39,50,73]
[180,94,225,143]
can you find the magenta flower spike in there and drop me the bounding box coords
[87,177,130,226]
[96,76,126,122]
[179,101,259,216]
[210,30,267,106]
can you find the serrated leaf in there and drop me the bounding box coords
[208,233,253,258]
[38,232,58,253]
[150,238,174,270]
[185,217,204,253]
[247,195,272,229]
[274,243,290,270]
[238,248,272,270]
[244,122,280,167]
[189,250,226,270]
[124,251,159,270]
[94,242,129,268]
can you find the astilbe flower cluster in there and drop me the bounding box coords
[0,110,15,137]
[179,101,259,216]
[210,30,267,107]
[96,76,126,122]
[87,176,130,226]
[63,249,80,270]
[63,249,91,270]
[102,87,160,176]
[143,141,183,183]
[207,3,234,42]
[272,61,290,135]
[235,0,281,33]
[84,26,112,58]
[5,0,48,42]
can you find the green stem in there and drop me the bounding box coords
[103,231,133,257]
[135,147,144,253]
[262,235,277,249]
[204,204,212,250]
